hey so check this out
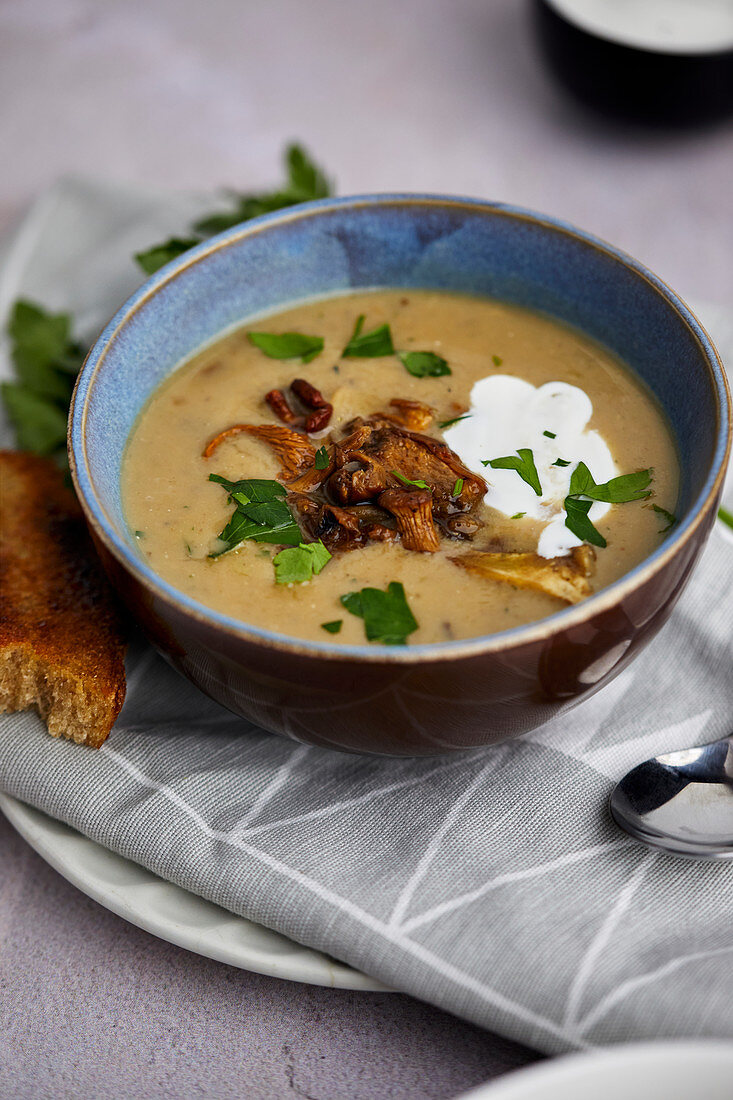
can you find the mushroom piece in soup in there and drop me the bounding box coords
[122,290,679,646]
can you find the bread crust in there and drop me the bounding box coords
[0,450,126,747]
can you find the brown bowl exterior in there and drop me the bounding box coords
[89,494,719,756]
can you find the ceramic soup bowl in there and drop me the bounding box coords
[69,196,730,755]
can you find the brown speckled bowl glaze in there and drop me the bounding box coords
[69,196,731,755]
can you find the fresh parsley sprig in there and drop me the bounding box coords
[342,315,395,358]
[135,144,332,275]
[1,300,85,460]
[398,350,451,378]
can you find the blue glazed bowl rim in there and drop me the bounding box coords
[69,193,731,663]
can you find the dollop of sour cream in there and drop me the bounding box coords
[444,375,618,558]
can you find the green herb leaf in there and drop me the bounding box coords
[543,430,556,439]
[0,382,69,454]
[342,316,394,358]
[392,470,430,490]
[273,540,331,584]
[135,237,201,275]
[315,445,330,470]
[552,458,571,467]
[718,506,733,531]
[341,581,418,646]
[321,619,343,634]
[652,504,677,533]
[209,475,301,554]
[193,143,332,235]
[438,414,470,429]
[398,351,451,378]
[511,512,526,519]
[569,461,652,503]
[452,478,464,497]
[488,449,542,496]
[492,354,503,366]
[247,331,324,362]
[564,496,607,548]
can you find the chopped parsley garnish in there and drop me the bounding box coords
[314,445,330,470]
[273,540,331,584]
[562,463,651,547]
[341,581,418,646]
[552,458,571,467]
[321,619,343,634]
[492,355,503,366]
[192,144,331,235]
[486,449,542,496]
[438,414,470,429]
[398,351,451,378]
[209,475,301,554]
[342,315,394,358]
[134,237,201,275]
[652,504,677,533]
[568,461,652,503]
[452,478,464,497]
[135,144,332,273]
[1,300,85,460]
[543,430,556,439]
[564,496,607,548]
[247,331,324,363]
[392,470,430,490]
[511,512,526,519]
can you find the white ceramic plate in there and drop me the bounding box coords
[0,791,389,991]
[457,1041,733,1099]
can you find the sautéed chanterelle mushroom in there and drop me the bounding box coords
[123,290,679,645]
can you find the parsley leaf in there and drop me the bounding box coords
[342,315,394,358]
[652,504,677,533]
[2,300,86,460]
[341,581,418,645]
[552,458,571,467]
[209,474,301,554]
[392,470,430,490]
[438,414,470,429]
[0,383,69,454]
[452,478,464,497]
[564,496,607,548]
[568,461,652,503]
[321,619,343,634]
[543,430,556,439]
[487,449,542,496]
[511,512,526,519]
[492,354,503,366]
[134,237,201,276]
[247,331,324,363]
[273,540,331,584]
[136,143,332,269]
[192,144,332,235]
[314,446,330,470]
[398,351,451,378]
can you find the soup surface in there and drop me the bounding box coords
[123,290,679,645]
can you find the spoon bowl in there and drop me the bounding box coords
[610,736,733,859]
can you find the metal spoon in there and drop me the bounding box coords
[610,736,733,859]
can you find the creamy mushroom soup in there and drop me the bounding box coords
[123,290,679,645]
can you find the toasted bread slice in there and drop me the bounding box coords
[0,451,126,747]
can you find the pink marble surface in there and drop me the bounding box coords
[1,1,730,1096]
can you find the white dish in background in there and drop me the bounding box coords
[0,792,389,991]
[457,1041,733,1099]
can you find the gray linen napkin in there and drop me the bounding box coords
[1,179,732,1055]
